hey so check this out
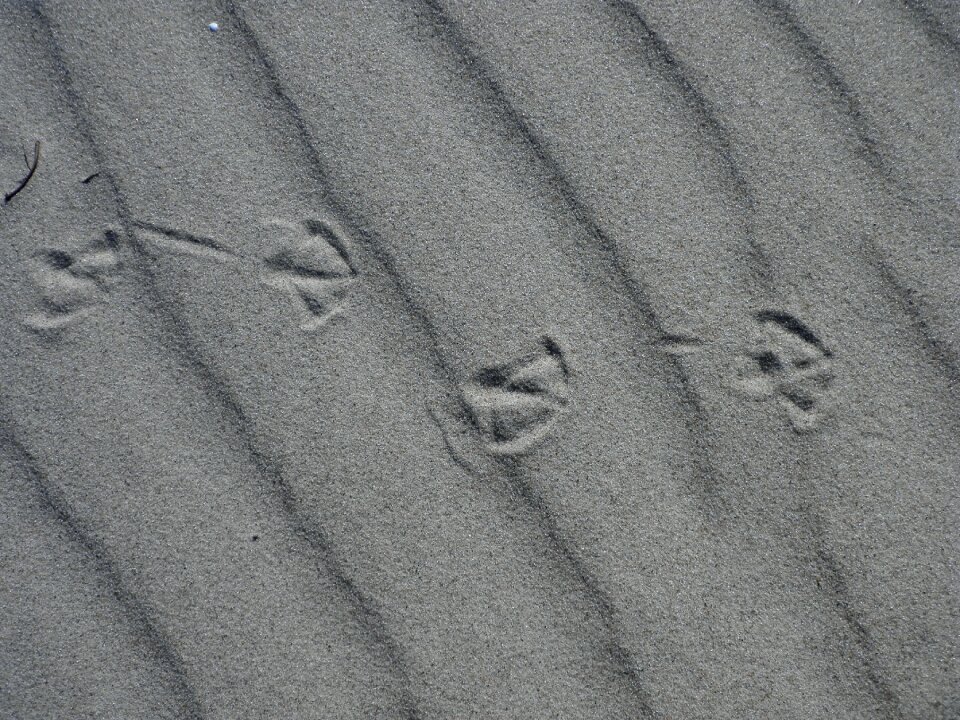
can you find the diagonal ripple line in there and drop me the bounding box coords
[221,0,668,715]
[0,409,205,719]
[405,0,727,518]
[747,0,960,388]
[31,4,421,717]
[610,3,922,717]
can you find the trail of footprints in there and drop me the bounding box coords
[20,222,833,439]
[452,309,835,461]
[23,217,358,334]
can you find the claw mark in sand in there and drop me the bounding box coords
[735,310,834,431]
[22,229,121,333]
[461,337,572,456]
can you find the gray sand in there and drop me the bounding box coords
[1,1,957,718]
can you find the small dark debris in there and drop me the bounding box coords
[251,535,260,542]
[4,140,40,205]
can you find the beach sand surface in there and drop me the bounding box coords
[1,1,957,718]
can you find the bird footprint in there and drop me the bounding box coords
[260,218,358,331]
[461,337,571,456]
[23,230,120,333]
[735,311,834,432]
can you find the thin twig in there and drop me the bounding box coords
[4,140,41,204]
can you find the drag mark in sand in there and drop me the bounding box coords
[657,333,706,356]
[132,220,237,260]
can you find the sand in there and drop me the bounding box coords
[0,1,957,718]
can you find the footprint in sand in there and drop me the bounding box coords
[461,337,571,456]
[22,230,121,333]
[260,218,358,331]
[735,310,835,432]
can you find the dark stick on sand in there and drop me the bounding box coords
[4,139,41,204]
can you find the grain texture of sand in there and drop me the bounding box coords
[1,1,957,718]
